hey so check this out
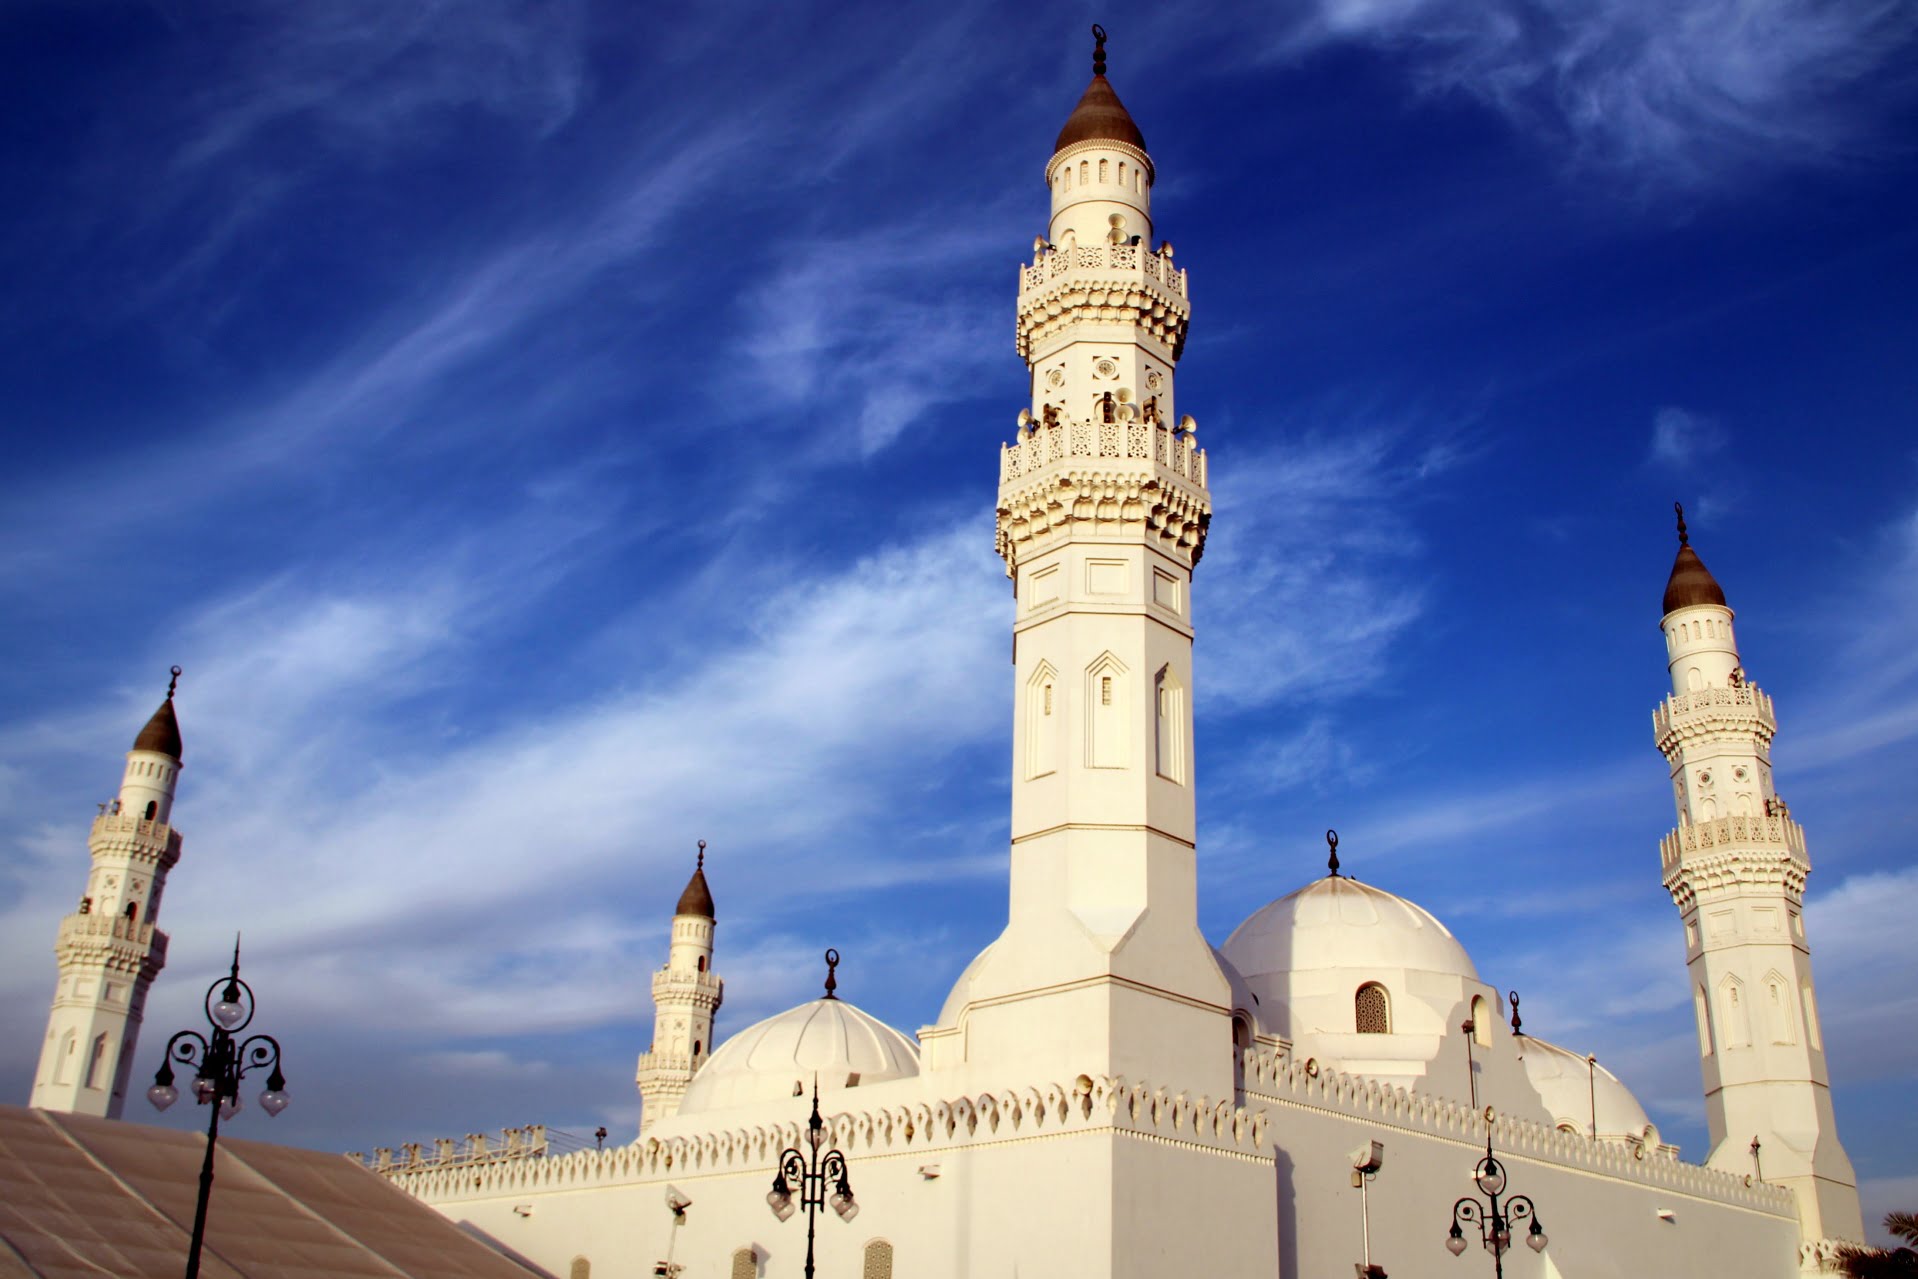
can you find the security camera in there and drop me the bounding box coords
[1350,1141,1384,1175]
[663,1186,692,1216]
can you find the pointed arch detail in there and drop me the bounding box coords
[1085,652,1129,770]
[1154,664,1187,785]
[1025,660,1060,780]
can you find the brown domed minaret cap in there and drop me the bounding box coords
[132,666,183,758]
[1054,25,1147,154]
[1663,502,1727,615]
[674,840,715,919]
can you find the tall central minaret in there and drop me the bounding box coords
[1651,507,1861,1246]
[31,669,185,1119]
[926,28,1230,1094]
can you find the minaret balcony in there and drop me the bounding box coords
[1652,682,1777,751]
[999,417,1206,491]
[88,813,184,860]
[1016,243,1189,359]
[1660,814,1809,887]
[56,913,168,969]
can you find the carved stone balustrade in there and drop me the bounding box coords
[1653,682,1778,753]
[1017,243,1189,359]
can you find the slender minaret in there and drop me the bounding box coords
[31,668,186,1119]
[1652,506,1862,1244]
[634,842,723,1134]
[927,27,1230,1093]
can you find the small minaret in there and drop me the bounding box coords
[1651,507,1862,1245]
[30,668,186,1118]
[928,26,1230,1093]
[634,842,723,1134]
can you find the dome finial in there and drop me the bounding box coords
[1091,23,1107,77]
[1325,828,1341,878]
[166,665,181,700]
[1674,501,1690,548]
[822,948,840,1000]
[1509,989,1524,1037]
[696,838,705,872]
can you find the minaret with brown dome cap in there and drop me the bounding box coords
[925,26,1229,1094]
[30,668,187,1119]
[635,841,724,1134]
[1650,509,1862,1246]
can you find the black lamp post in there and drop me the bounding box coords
[1444,1122,1547,1277]
[766,1081,858,1278]
[145,939,290,1279]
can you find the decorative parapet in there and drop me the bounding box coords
[1653,683,1778,753]
[351,1125,549,1174]
[373,1072,1271,1204]
[55,914,168,974]
[996,418,1211,571]
[650,970,723,1006]
[1659,814,1810,910]
[87,813,183,863]
[1236,1050,1796,1216]
[999,418,1205,489]
[1016,243,1189,359]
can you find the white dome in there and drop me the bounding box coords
[1522,1036,1655,1142]
[680,998,920,1115]
[1222,876,1478,984]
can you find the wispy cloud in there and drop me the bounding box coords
[1268,0,1918,186]
[1647,405,1725,470]
[1202,424,1454,711]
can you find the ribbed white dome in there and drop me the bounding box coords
[1222,876,1478,983]
[1522,1036,1655,1141]
[679,998,920,1115]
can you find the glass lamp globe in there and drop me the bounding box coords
[1445,1232,1468,1257]
[211,999,246,1030]
[219,1093,242,1120]
[147,1082,179,1112]
[1528,1228,1549,1253]
[1476,1160,1506,1197]
[259,1088,291,1117]
[830,1191,859,1223]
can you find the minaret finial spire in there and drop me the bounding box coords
[1091,23,1107,77]
[823,948,840,1000]
[696,838,705,871]
[167,665,182,699]
[1325,828,1341,878]
[1674,501,1690,547]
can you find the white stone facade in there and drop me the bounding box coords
[360,38,1853,1279]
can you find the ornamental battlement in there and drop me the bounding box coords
[55,913,168,972]
[1660,813,1808,872]
[1016,243,1189,360]
[999,417,1207,490]
[1653,682,1777,750]
[352,1125,551,1173]
[87,813,182,860]
[1236,1049,1796,1216]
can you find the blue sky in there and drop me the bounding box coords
[3,0,1916,1241]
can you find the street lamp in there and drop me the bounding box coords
[1444,1113,1547,1278]
[146,938,290,1279]
[767,954,858,1279]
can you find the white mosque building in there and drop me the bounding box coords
[28,29,1864,1279]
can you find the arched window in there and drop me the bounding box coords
[1355,983,1390,1034]
[1765,973,1795,1045]
[569,1258,591,1279]
[697,955,706,973]
[731,1248,758,1279]
[1154,665,1186,784]
[693,1040,702,1058]
[125,902,138,926]
[1695,984,1714,1056]
[1086,654,1127,769]
[863,1240,895,1279]
[1471,996,1491,1046]
[84,1035,110,1090]
[1025,662,1060,779]
[144,800,157,821]
[1098,158,1109,182]
[1802,982,1822,1050]
[53,1030,76,1085]
[1721,977,1750,1047]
